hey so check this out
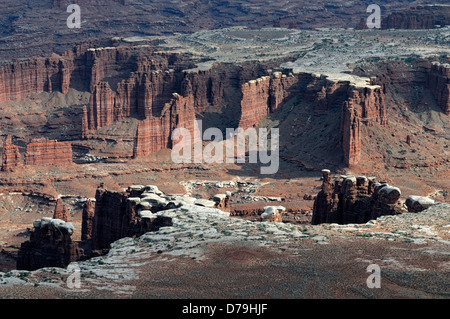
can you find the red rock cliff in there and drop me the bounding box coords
[0,55,74,104]
[312,170,402,225]
[382,11,436,29]
[133,93,198,157]
[24,138,73,166]
[91,186,173,250]
[427,62,450,115]
[340,85,387,166]
[238,73,299,129]
[1,135,22,171]
[17,218,83,271]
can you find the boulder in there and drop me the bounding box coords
[261,206,285,222]
[405,195,435,213]
[378,185,402,204]
[194,199,216,208]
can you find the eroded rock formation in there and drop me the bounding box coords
[17,184,175,270]
[0,55,73,104]
[91,185,173,250]
[24,138,73,166]
[340,86,387,166]
[312,169,403,225]
[1,136,73,170]
[427,62,450,115]
[238,72,299,129]
[17,218,83,271]
[261,206,285,222]
[383,11,436,29]
[81,199,95,241]
[212,192,231,212]
[53,198,69,222]
[405,195,435,213]
[133,93,198,158]
[1,135,21,171]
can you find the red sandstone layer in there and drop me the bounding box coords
[24,138,73,166]
[1,135,22,171]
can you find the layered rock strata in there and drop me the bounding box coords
[0,55,73,104]
[340,86,387,166]
[383,11,436,29]
[90,185,173,250]
[1,135,21,171]
[1,137,73,170]
[427,62,450,115]
[24,138,73,166]
[81,199,95,241]
[312,169,403,225]
[238,72,299,129]
[132,93,198,158]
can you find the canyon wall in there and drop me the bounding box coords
[382,11,436,29]
[309,76,352,115]
[427,62,450,115]
[381,5,450,30]
[0,55,74,104]
[312,169,403,225]
[133,93,198,158]
[1,42,447,168]
[238,72,299,129]
[339,85,387,166]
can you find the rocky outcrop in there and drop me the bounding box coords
[53,199,69,222]
[427,62,450,115]
[17,217,83,271]
[133,93,198,158]
[311,78,350,115]
[212,192,231,212]
[405,195,435,213]
[261,206,285,222]
[312,169,403,225]
[17,184,176,270]
[24,138,73,166]
[91,185,173,250]
[1,135,21,171]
